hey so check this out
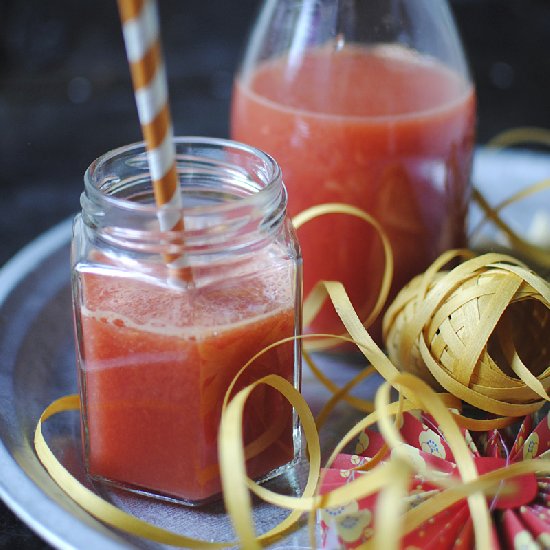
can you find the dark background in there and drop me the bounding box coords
[0,0,549,547]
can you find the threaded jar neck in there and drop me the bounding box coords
[82,137,287,257]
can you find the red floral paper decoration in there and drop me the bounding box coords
[319,410,550,549]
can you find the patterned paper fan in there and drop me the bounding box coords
[319,410,550,549]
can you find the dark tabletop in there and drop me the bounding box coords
[1,0,550,548]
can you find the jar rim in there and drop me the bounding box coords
[83,136,283,216]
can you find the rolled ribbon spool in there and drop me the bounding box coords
[383,252,550,417]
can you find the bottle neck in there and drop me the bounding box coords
[81,137,287,257]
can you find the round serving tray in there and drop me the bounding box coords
[0,148,548,548]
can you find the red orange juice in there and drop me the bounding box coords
[77,261,296,503]
[232,45,476,341]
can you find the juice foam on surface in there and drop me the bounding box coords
[241,44,472,119]
[80,259,294,338]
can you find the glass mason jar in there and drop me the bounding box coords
[231,0,476,344]
[71,137,302,506]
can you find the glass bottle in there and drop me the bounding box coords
[231,0,476,343]
[71,137,302,505]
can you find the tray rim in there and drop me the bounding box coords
[0,217,129,549]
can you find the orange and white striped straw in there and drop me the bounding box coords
[117,0,185,261]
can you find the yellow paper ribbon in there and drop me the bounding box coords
[293,203,394,352]
[384,253,550,417]
[34,289,550,549]
[34,129,550,548]
[471,126,550,269]
[34,302,550,549]
[35,395,228,548]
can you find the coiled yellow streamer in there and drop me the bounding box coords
[293,203,393,352]
[383,253,550,416]
[34,325,550,549]
[472,126,550,270]
[33,278,550,548]
[34,130,550,548]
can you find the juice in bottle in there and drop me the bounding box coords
[232,45,475,341]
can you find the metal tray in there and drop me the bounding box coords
[0,149,548,548]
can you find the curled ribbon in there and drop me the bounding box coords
[33,277,550,549]
[34,328,550,549]
[383,252,550,417]
[471,126,550,270]
[34,130,550,548]
[293,202,393,352]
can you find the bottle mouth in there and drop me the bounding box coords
[82,137,287,256]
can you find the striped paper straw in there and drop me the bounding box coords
[117,0,187,273]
